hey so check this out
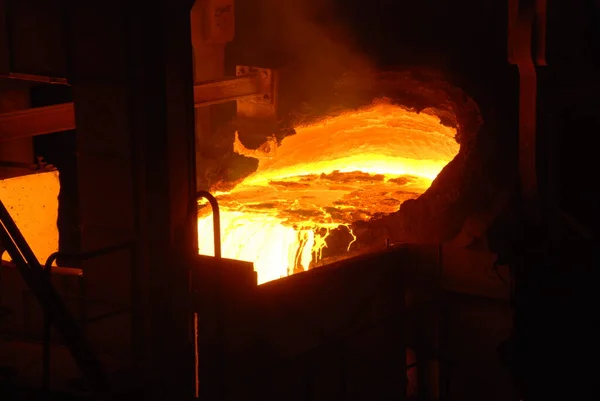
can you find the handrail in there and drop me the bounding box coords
[44,241,133,272]
[194,191,225,399]
[0,198,108,393]
[41,241,132,391]
[196,191,222,259]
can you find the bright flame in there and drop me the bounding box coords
[198,100,459,284]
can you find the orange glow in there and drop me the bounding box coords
[0,171,60,264]
[198,100,459,284]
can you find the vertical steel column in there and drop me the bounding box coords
[67,0,197,396]
[191,2,231,399]
[126,0,198,397]
[67,0,136,365]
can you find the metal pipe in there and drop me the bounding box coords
[194,191,224,400]
[44,242,132,269]
[195,191,221,259]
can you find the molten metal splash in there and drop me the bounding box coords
[198,101,459,284]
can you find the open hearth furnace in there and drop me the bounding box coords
[196,70,479,284]
[1,0,598,400]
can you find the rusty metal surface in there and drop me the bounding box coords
[203,0,235,44]
[0,103,75,142]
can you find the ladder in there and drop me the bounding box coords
[0,198,108,393]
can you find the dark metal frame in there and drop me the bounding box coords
[0,68,276,142]
[0,197,108,393]
[41,241,132,392]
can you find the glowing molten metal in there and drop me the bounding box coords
[198,101,459,284]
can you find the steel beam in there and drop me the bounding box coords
[194,74,262,106]
[0,89,33,180]
[0,103,75,142]
[0,70,274,141]
[0,72,68,85]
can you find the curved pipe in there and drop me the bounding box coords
[195,191,222,259]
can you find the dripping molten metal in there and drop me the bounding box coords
[197,101,459,284]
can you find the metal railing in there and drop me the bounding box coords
[0,198,109,393]
[41,241,132,391]
[196,191,221,258]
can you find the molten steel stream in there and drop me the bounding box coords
[198,101,459,284]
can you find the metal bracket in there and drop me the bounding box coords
[235,66,278,120]
[193,65,277,112]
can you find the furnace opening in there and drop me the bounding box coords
[197,98,460,284]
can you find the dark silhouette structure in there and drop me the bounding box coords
[0,0,597,400]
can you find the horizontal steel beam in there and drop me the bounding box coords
[0,103,75,142]
[194,74,264,107]
[1,69,275,141]
[0,72,69,85]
